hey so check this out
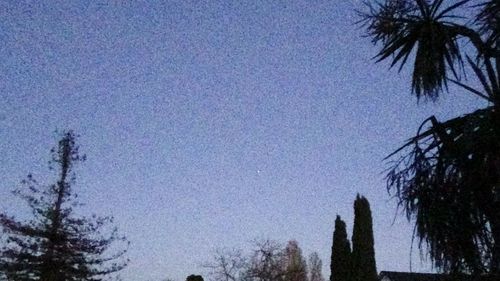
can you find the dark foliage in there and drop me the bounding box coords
[360,0,500,275]
[475,0,500,44]
[359,0,467,100]
[0,131,128,281]
[330,216,351,281]
[187,275,204,281]
[351,195,377,281]
[386,107,500,273]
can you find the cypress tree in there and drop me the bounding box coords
[351,194,377,281]
[330,215,351,281]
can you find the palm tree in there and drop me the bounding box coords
[360,0,500,275]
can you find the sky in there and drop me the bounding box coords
[0,1,489,281]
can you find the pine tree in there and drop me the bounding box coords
[351,195,377,281]
[330,215,351,281]
[0,131,128,281]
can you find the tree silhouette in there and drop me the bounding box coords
[330,216,351,281]
[283,240,307,281]
[246,239,287,281]
[308,252,325,281]
[351,195,377,281]
[187,275,204,281]
[0,131,128,281]
[203,248,246,281]
[360,0,500,275]
[204,239,318,281]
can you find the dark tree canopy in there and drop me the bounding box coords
[351,195,377,281]
[330,215,351,281]
[0,131,128,281]
[187,275,204,281]
[360,0,500,275]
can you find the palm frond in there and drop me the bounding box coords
[435,0,469,20]
[475,1,500,45]
[386,106,499,273]
[466,55,495,97]
[448,78,493,101]
[360,0,469,101]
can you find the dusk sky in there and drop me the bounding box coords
[0,1,488,281]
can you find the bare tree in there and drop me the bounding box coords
[204,248,247,281]
[205,239,319,281]
[246,239,286,281]
[308,252,324,281]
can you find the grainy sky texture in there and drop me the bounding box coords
[0,1,487,281]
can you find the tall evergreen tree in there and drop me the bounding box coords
[351,195,377,281]
[330,215,351,281]
[0,131,128,281]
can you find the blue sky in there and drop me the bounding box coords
[0,1,487,280]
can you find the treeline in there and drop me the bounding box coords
[0,131,377,281]
[201,195,377,281]
[203,239,324,281]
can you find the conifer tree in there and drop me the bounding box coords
[351,195,377,281]
[330,215,351,281]
[0,131,128,281]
